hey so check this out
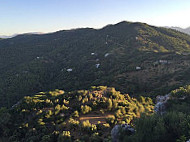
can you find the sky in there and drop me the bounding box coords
[1,0,190,36]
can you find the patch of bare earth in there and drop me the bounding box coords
[79,112,113,124]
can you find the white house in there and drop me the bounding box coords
[136,66,141,70]
[96,64,100,68]
[104,53,110,57]
[67,68,73,72]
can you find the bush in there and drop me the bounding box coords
[68,118,79,129]
[106,115,115,125]
[72,111,79,118]
[41,135,51,142]
[58,131,71,142]
[171,85,190,98]
[81,105,92,114]
[90,132,103,142]
[81,120,97,133]
[107,99,112,110]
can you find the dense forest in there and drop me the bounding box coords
[1,21,190,107]
[0,85,189,142]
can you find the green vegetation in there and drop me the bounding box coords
[1,85,190,142]
[0,86,154,142]
[1,21,190,107]
[1,21,190,141]
[123,112,190,142]
[119,85,190,142]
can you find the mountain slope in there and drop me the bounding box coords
[1,21,190,107]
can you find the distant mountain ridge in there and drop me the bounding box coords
[1,21,190,107]
[0,32,44,39]
[166,26,190,35]
[0,34,16,39]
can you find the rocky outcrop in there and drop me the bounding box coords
[111,124,135,142]
[154,94,171,115]
[11,100,21,109]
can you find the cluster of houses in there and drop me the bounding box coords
[154,60,170,66]
[158,60,169,64]
[135,59,171,71]
[64,51,110,72]
[65,35,112,72]
[91,52,110,69]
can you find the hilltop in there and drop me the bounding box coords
[0,86,154,142]
[1,21,190,107]
[0,85,189,142]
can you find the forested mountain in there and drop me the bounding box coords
[1,21,190,107]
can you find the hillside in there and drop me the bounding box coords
[0,86,154,142]
[1,21,190,107]
[0,85,189,142]
[123,85,190,142]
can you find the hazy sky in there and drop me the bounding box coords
[1,0,190,35]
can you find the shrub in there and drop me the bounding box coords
[38,119,45,126]
[103,123,110,128]
[107,99,113,110]
[106,115,115,125]
[82,97,88,104]
[171,85,190,98]
[72,111,79,118]
[58,131,71,142]
[41,135,51,142]
[68,118,79,129]
[90,132,103,142]
[81,105,92,114]
[81,120,97,133]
